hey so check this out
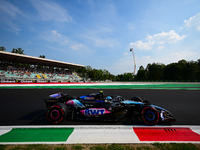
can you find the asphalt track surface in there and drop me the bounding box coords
[0,89,200,126]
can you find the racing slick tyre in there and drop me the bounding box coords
[140,106,159,125]
[47,103,68,124]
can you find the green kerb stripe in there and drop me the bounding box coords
[0,84,199,90]
[0,128,74,142]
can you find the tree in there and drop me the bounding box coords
[148,63,165,80]
[177,59,187,80]
[135,66,147,80]
[184,61,199,80]
[102,69,110,80]
[123,73,133,81]
[11,48,24,54]
[163,60,199,81]
[164,63,180,80]
[0,47,6,51]
[75,66,113,81]
[39,55,45,58]
[197,59,200,80]
[116,72,133,81]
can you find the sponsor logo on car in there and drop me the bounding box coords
[50,93,61,98]
[85,104,94,107]
[84,97,95,100]
[80,108,111,116]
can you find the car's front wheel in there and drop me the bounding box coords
[141,106,159,125]
[47,103,68,124]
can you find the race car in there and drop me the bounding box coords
[45,91,175,125]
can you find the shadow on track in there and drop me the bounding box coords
[17,109,172,126]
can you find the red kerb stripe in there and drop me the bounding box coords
[133,127,200,141]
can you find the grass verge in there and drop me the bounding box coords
[0,143,200,150]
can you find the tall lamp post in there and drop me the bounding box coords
[130,48,136,76]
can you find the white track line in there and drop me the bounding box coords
[66,126,139,144]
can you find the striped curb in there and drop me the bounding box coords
[0,125,200,144]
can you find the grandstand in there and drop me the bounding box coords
[0,51,84,83]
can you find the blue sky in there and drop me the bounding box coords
[0,0,200,75]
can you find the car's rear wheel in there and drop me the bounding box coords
[47,103,68,124]
[141,106,159,125]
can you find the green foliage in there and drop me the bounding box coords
[136,66,147,81]
[90,145,107,150]
[75,65,114,81]
[24,144,50,150]
[153,143,199,150]
[11,48,25,55]
[116,73,133,81]
[0,144,200,150]
[135,59,200,81]
[107,144,124,150]
[71,145,83,150]
[136,146,152,150]
[0,145,6,150]
[54,146,67,150]
[39,55,46,58]
[0,47,6,51]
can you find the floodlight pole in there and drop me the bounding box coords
[130,48,136,76]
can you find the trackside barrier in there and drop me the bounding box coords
[0,125,200,144]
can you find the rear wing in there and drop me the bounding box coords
[45,92,69,109]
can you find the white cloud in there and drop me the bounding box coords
[81,25,117,48]
[42,30,91,54]
[0,0,25,33]
[123,52,129,55]
[0,0,21,17]
[70,44,88,51]
[147,30,187,44]
[157,45,164,50]
[130,41,153,50]
[83,34,117,48]
[183,13,200,31]
[42,30,68,45]
[31,0,72,22]
[51,30,62,37]
[129,30,186,50]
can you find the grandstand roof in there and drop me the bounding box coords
[0,51,85,69]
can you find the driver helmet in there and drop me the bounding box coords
[106,96,112,100]
[99,90,103,94]
[99,90,104,99]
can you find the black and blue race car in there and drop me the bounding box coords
[45,91,175,125]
